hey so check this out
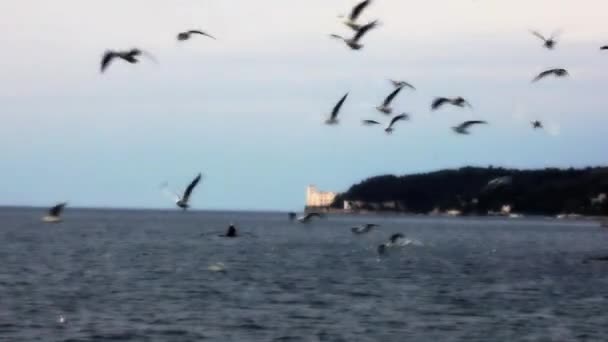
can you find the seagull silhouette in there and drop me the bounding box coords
[42,203,67,223]
[453,120,487,135]
[530,30,560,50]
[531,120,543,129]
[177,30,216,41]
[532,68,569,82]
[330,20,379,50]
[341,0,373,31]
[362,119,381,126]
[432,97,472,111]
[385,113,409,134]
[326,92,349,125]
[389,79,415,90]
[100,48,155,73]
[376,86,403,114]
[297,213,324,223]
[163,173,203,210]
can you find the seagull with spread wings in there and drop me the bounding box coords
[530,30,560,50]
[389,80,415,90]
[532,68,569,82]
[385,113,409,134]
[453,121,487,135]
[432,97,472,111]
[100,48,156,73]
[330,20,379,50]
[42,203,67,223]
[341,0,373,31]
[162,173,203,210]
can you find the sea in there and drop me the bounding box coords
[1,207,608,342]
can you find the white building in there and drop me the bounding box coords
[306,185,337,208]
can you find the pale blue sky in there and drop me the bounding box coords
[1,0,608,210]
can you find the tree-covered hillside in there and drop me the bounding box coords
[333,167,608,216]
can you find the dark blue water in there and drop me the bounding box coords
[1,207,608,341]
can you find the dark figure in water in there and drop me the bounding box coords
[225,224,238,238]
[377,244,387,255]
[288,212,297,221]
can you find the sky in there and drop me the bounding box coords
[1,0,608,211]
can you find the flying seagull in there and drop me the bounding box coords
[453,120,487,135]
[163,173,203,210]
[532,68,569,82]
[376,86,403,114]
[362,119,381,126]
[484,176,513,192]
[42,203,67,223]
[385,113,409,134]
[351,223,379,234]
[531,120,543,129]
[601,46,608,50]
[530,30,560,50]
[389,80,415,90]
[177,30,216,41]
[100,48,155,73]
[431,97,472,111]
[297,213,324,223]
[326,92,349,125]
[330,20,379,50]
[341,0,373,31]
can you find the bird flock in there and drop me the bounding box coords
[37,0,608,217]
[324,0,606,136]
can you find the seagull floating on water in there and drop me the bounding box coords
[326,92,349,125]
[100,48,155,73]
[162,173,203,210]
[389,80,415,90]
[531,120,543,129]
[177,30,216,41]
[453,120,487,135]
[532,68,569,82]
[385,113,409,134]
[432,97,472,111]
[530,30,560,50]
[331,20,379,50]
[341,0,373,31]
[42,203,67,223]
[376,86,403,114]
[351,223,379,234]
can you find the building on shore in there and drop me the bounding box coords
[305,185,337,211]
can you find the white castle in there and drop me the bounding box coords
[306,185,337,208]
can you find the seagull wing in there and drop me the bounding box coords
[330,34,345,40]
[182,173,203,202]
[601,46,608,50]
[530,30,548,42]
[49,203,67,217]
[461,120,487,129]
[100,51,116,73]
[349,0,372,21]
[387,113,409,129]
[532,69,553,82]
[331,92,349,120]
[431,97,448,110]
[188,30,216,40]
[353,20,378,42]
[382,86,403,106]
